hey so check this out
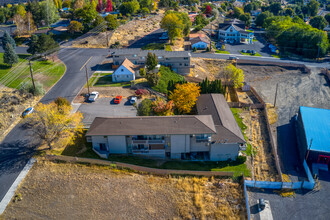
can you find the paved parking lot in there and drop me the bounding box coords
[224,34,272,57]
[248,170,330,220]
[77,97,137,125]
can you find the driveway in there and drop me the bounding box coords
[225,34,272,57]
[78,97,137,125]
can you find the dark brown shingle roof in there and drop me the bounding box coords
[196,94,245,143]
[86,115,216,136]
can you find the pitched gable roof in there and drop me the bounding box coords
[196,94,245,143]
[86,115,217,136]
[119,58,135,74]
[190,36,210,45]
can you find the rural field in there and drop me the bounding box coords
[1,159,246,220]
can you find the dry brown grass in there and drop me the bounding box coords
[191,58,230,80]
[2,160,246,220]
[265,103,278,125]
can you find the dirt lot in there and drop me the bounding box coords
[190,58,231,79]
[2,160,246,220]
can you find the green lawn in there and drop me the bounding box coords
[215,50,230,54]
[231,108,254,156]
[240,52,262,57]
[165,44,172,51]
[152,66,184,94]
[88,73,130,87]
[60,131,250,178]
[0,53,65,89]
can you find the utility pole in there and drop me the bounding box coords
[85,65,90,95]
[305,138,313,161]
[29,60,36,91]
[274,83,279,107]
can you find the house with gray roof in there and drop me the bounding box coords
[110,49,192,75]
[218,19,254,44]
[86,94,246,161]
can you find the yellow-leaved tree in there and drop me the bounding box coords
[160,13,183,44]
[24,100,83,150]
[169,83,200,114]
[223,64,244,88]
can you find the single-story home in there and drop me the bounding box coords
[190,36,210,50]
[296,106,330,164]
[112,58,135,82]
[86,94,246,161]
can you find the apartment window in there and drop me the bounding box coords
[103,136,107,138]
[184,57,188,60]
[114,56,119,58]
[133,54,137,57]
[184,63,188,66]
[166,58,170,60]
[99,143,106,151]
[158,56,163,59]
[121,69,124,72]
[196,134,209,143]
[180,63,182,66]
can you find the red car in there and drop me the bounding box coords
[114,95,123,104]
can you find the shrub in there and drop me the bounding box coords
[20,82,45,96]
[235,156,246,164]
[54,97,71,107]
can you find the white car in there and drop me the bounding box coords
[88,91,99,102]
[130,96,137,105]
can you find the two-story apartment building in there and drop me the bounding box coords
[86,94,246,161]
[110,49,192,75]
[218,19,254,44]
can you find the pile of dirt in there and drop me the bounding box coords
[2,160,246,220]
[0,88,38,141]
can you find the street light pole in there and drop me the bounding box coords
[85,65,90,95]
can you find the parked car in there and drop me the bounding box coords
[88,91,99,102]
[130,96,137,105]
[252,50,256,55]
[228,56,238,60]
[242,49,246,53]
[247,50,252,53]
[114,95,123,104]
[22,107,34,118]
[159,32,169,40]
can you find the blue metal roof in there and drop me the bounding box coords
[300,106,330,153]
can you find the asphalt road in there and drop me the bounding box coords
[0,47,106,203]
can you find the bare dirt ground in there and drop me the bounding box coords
[2,160,246,220]
[190,58,230,79]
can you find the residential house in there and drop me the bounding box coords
[190,36,210,50]
[218,19,254,44]
[112,58,135,82]
[110,49,192,75]
[86,94,246,161]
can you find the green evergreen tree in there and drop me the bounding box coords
[146,52,158,72]
[4,43,19,67]
[27,34,39,55]
[2,31,16,50]
[36,34,59,57]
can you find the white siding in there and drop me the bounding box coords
[91,136,109,151]
[190,139,210,152]
[107,136,127,153]
[112,65,135,82]
[210,143,240,161]
[192,41,208,49]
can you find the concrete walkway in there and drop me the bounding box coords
[0,158,36,215]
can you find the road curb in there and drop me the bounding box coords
[0,158,36,215]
